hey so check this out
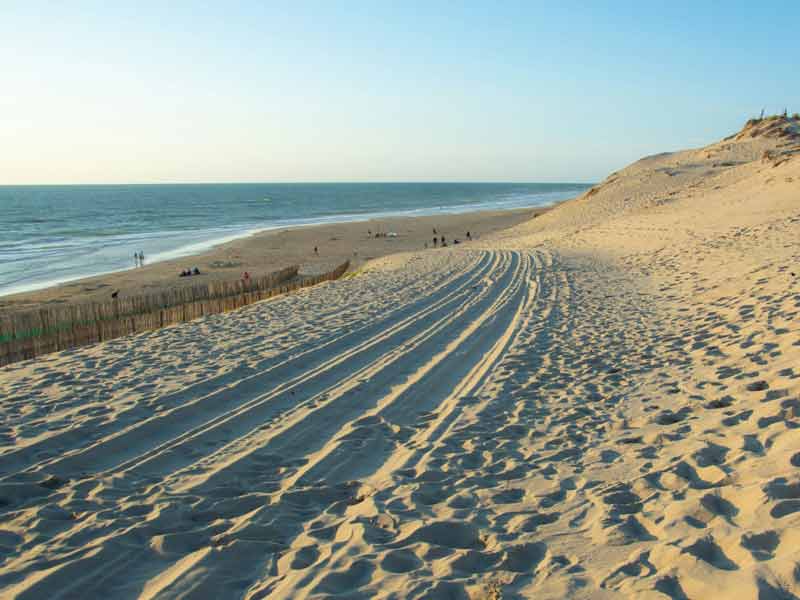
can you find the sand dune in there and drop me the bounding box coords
[1,117,799,598]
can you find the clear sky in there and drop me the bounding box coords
[1,1,798,184]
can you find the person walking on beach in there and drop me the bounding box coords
[314,246,318,255]
[466,231,472,241]
[433,236,438,248]
[138,251,145,267]
[134,252,140,268]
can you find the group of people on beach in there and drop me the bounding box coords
[179,267,201,277]
[166,225,475,284]
[367,229,398,239]
[133,251,145,267]
[427,228,471,249]
[364,226,474,249]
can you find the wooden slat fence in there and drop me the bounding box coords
[0,261,348,366]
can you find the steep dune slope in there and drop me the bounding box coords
[475,116,800,598]
[503,114,800,247]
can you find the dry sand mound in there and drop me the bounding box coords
[0,117,798,598]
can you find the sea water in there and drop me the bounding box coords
[0,182,589,297]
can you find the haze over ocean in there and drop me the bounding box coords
[0,182,588,296]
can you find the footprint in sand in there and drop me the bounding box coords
[491,488,525,504]
[763,477,800,500]
[289,545,319,569]
[654,574,690,600]
[601,515,655,546]
[654,406,692,425]
[381,549,422,573]
[411,483,454,507]
[764,477,800,519]
[396,520,486,555]
[705,395,735,409]
[745,379,769,392]
[740,530,780,561]
[500,542,548,573]
[681,535,739,571]
[601,486,643,515]
[447,493,477,510]
[692,442,729,467]
[601,550,657,589]
[447,549,500,575]
[313,559,374,594]
[517,511,560,533]
[721,409,752,427]
[699,492,739,523]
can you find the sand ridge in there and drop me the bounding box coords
[0,118,799,598]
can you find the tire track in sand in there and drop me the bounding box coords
[127,251,517,488]
[26,252,495,480]
[1,249,545,600]
[0,253,493,478]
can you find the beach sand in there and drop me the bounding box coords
[0,117,799,599]
[0,207,547,312]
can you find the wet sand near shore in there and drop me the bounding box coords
[0,206,548,313]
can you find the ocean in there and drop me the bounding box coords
[0,182,589,297]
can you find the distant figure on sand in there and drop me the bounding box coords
[134,252,139,268]
[440,235,445,245]
[111,290,119,299]
[243,271,250,282]
[314,246,318,255]
[433,237,438,247]
[433,228,437,235]
[138,251,145,267]
[193,267,200,275]
[467,231,471,240]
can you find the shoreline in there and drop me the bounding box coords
[0,203,556,313]
[0,185,589,300]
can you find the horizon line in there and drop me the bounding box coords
[0,180,595,188]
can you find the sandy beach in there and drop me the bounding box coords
[0,207,547,313]
[1,116,799,599]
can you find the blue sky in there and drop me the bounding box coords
[1,1,797,184]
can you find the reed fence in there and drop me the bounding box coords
[0,261,349,366]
